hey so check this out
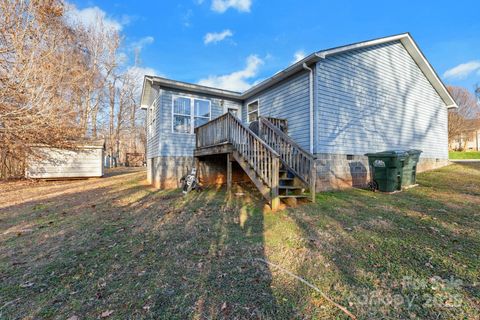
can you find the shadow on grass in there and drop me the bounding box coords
[2,165,479,319]
[0,170,286,319]
[284,168,480,319]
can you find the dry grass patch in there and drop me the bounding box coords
[0,164,479,319]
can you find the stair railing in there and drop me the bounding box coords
[259,117,316,202]
[195,112,280,207]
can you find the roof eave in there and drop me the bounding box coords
[240,53,321,99]
[140,33,458,109]
[140,77,153,110]
[145,76,243,101]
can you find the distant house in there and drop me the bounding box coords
[449,119,480,151]
[26,140,105,179]
[140,33,457,209]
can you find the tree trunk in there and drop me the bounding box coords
[116,92,122,166]
[109,80,115,167]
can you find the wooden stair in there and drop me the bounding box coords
[278,166,309,205]
[258,117,316,204]
[194,112,316,210]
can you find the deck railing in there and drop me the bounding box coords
[263,117,288,133]
[195,112,280,190]
[195,114,229,148]
[259,117,316,201]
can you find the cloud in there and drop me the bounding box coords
[131,36,155,51]
[291,50,306,64]
[197,54,263,92]
[65,4,124,31]
[127,66,161,79]
[443,61,480,80]
[211,0,252,13]
[204,30,233,45]
[182,9,194,27]
[121,66,162,95]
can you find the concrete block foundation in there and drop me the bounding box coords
[147,155,249,189]
[315,153,450,191]
[147,154,450,191]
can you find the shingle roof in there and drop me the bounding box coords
[141,33,457,109]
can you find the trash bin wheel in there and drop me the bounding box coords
[367,180,378,192]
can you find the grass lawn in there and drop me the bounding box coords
[449,151,480,159]
[0,165,479,319]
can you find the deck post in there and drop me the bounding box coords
[310,159,316,203]
[271,157,280,211]
[194,157,200,181]
[226,153,232,194]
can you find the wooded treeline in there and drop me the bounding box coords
[447,85,480,150]
[0,0,146,179]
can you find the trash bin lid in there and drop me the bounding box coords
[365,150,409,157]
[407,149,423,155]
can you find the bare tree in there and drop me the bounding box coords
[476,84,480,104]
[0,0,88,178]
[447,86,480,149]
[0,0,148,177]
[103,32,120,167]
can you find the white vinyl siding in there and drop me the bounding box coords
[26,147,104,178]
[316,40,448,159]
[148,93,159,139]
[150,89,241,157]
[242,72,311,150]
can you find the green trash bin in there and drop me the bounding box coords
[402,149,422,187]
[365,150,409,192]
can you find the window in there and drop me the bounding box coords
[173,97,191,134]
[228,107,239,118]
[172,96,211,133]
[247,100,259,123]
[194,99,210,128]
[148,102,156,138]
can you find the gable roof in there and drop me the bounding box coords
[141,33,457,109]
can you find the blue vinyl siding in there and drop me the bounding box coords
[146,85,160,159]
[242,71,311,150]
[146,40,448,161]
[151,88,242,157]
[316,40,448,159]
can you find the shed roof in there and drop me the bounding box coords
[30,139,105,149]
[141,33,457,109]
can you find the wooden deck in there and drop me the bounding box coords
[194,143,233,157]
[194,112,315,210]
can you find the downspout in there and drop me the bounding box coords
[303,63,314,154]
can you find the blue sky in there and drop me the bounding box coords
[69,0,480,93]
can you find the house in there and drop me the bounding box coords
[140,33,457,209]
[26,139,105,179]
[449,119,480,151]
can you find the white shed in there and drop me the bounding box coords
[26,140,105,179]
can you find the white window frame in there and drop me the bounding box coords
[171,95,211,134]
[247,100,260,123]
[224,104,240,117]
[148,96,158,138]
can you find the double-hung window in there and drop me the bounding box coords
[247,100,259,123]
[172,97,191,134]
[194,99,210,128]
[172,96,211,134]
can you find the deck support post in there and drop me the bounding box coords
[310,160,316,203]
[226,153,232,193]
[271,157,280,211]
[194,157,200,185]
